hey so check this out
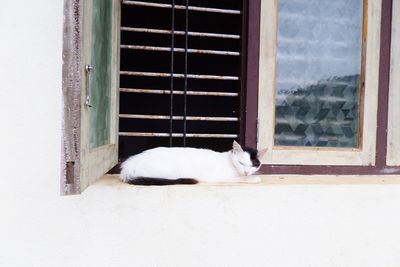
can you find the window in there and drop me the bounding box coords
[61,0,251,194]
[61,0,397,195]
[118,0,245,160]
[257,0,381,165]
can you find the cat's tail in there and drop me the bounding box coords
[120,156,198,185]
[126,177,198,186]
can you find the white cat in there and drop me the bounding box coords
[120,141,267,185]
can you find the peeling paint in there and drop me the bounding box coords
[61,0,83,195]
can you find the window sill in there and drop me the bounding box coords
[93,174,400,188]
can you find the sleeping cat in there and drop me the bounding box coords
[120,141,267,185]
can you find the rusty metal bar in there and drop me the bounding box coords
[119,88,238,97]
[169,0,175,146]
[119,114,239,121]
[120,71,239,80]
[120,45,240,56]
[121,27,240,39]
[183,0,189,146]
[119,132,238,138]
[122,1,241,15]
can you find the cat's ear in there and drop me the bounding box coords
[232,140,243,153]
[257,148,268,159]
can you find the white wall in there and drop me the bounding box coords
[1,1,400,267]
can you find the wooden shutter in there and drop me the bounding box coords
[61,0,121,194]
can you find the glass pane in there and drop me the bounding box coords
[89,0,113,148]
[274,0,364,148]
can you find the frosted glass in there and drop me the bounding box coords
[274,0,364,147]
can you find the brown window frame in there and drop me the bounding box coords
[244,0,399,175]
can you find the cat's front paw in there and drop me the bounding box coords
[246,176,262,184]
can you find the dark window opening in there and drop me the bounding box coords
[118,0,245,162]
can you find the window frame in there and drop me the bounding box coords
[61,0,84,195]
[387,0,400,165]
[256,0,381,166]
[245,0,400,175]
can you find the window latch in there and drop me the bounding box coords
[85,64,94,108]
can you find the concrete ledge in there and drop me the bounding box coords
[95,174,400,188]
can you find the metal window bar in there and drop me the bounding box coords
[169,0,175,146]
[120,71,239,80]
[119,1,242,147]
[119,114,239,121]
[121,27,240,39]
[119,88,239,97]
[120,45,240,56]
[183,0,189,146]
[119,132,238,138]
[122,1,241,15]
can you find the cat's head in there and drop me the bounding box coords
[230,141,267,176]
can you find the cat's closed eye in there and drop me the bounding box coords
[238,161,249,167]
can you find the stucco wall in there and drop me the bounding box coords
[2,1,400,267]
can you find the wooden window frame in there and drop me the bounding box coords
[244,0,400,174]
[259,0,379,166]
[387,0,400,165]
[61,0,84,195]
